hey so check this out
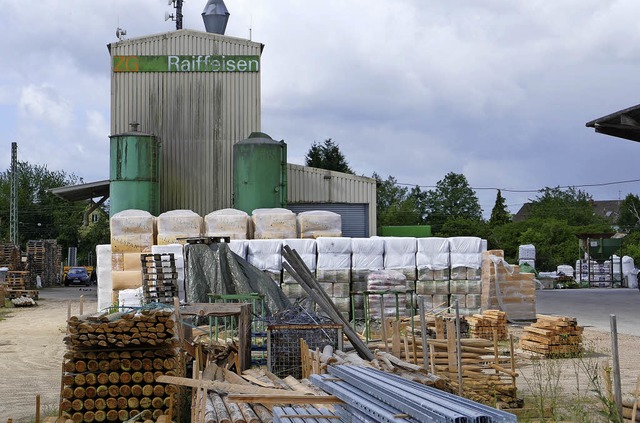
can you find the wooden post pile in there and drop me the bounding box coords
[161,362,339,422]
[467,310,508,340]
[60,308,180,422]
[519,314,583,357]
[300,339,446,390]
[366,315,468,366]
[426,321,521,408]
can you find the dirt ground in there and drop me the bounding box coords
[0,297,638,422]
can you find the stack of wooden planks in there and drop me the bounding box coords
[467,309,508,340]
[519,314,583,357]
[60,307,181,421]
[141,253,179,305]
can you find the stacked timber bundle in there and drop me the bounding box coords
[60,307,180,421]
[467,309,508,340]
[141,253,179,305]
[519,314,583,357]
[0,243,20,270]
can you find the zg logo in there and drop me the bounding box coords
[113,56,140,72]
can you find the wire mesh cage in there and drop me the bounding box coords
[267,324,343,379]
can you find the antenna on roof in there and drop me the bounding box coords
[165,0,183,30]
[115,27,127,41]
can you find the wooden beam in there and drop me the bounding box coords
[226,394,343,404]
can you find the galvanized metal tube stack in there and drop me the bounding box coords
[310,365,517,423]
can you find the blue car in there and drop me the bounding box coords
[64,267,90,287]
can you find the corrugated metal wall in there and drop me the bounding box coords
[287,164,377,235]
[109,30,261,216]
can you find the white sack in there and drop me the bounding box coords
[96,244,113,312]
[416,237,450,270]
[297,211,342,238]
[204,208,251,239]
[316,237,352,254]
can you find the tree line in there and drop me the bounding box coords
[1,139,637,272]
[306,139,633,271]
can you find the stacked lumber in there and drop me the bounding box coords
[467,309,508,340]
[0,243,20,270]
[426,320,521,408]
[60,307,180,421]
[519,314,583,357]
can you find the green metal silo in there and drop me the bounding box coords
[109,125,160,217]
[233,132,287,214]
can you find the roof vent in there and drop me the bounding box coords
[202,0,230,35]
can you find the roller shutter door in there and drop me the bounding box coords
[287,203,369,238]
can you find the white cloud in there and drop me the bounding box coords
[18,84,73,129]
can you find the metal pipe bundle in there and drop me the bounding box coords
[310,365,517,423]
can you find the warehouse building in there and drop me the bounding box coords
[54,26,376,237]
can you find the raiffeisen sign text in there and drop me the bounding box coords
[113,55,260,72]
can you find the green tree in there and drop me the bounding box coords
[489,189,511,226]
[423,172,483,234]
[439,217,489,239]
[529,186,606,227]
[0,161,103,264]
[374,173,425,228]
[618,193,640,231]
[305,139,354,174]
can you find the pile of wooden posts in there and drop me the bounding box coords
[64,309,178,349]
[467,310,508,340]
[425,318,520,408]
[161,361,339,422]
[300,340,445,390]
[60,307,181,421]
[519,314,583,357]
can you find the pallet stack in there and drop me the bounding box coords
[25,239,60,287]
[60,308,181,421]
[467,310,508,341]
[0,243,21,270]
[141,253,179,305]
[519,314,583,357]
[4,271,38,300]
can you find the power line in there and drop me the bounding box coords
[395,178,640,193]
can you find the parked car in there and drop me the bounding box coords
[64,267,90,286]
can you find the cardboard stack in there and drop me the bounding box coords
[520,314,583,357]
[481,250,536,321]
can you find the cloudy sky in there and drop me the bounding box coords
[2,0,640,217]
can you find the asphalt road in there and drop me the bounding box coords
[535,287,640,336]
[36,286,639,335]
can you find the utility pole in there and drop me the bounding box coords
[10,142,18,245]
[175,0,183,30]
